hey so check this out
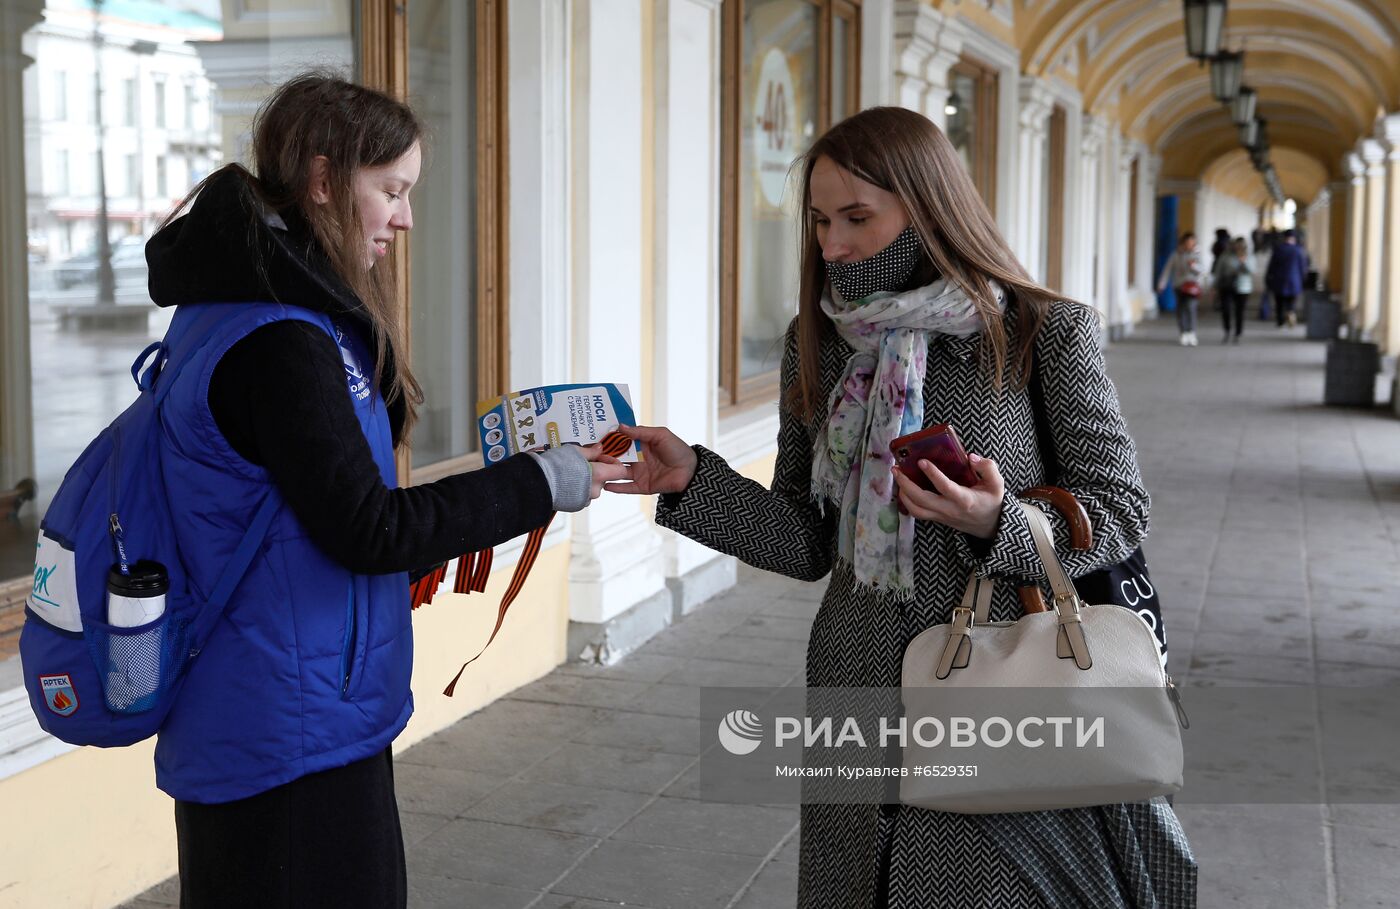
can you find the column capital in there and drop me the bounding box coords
[1373,112,1400,150]
[1344,151,1366,182]
[1117,139,1137,174]
[1081,114,1109,157]
[893,0,961,88]
[1017,76,1054,133]
[1359,137,1387,174]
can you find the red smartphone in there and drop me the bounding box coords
[890,423,979,489]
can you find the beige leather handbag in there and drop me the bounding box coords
[899,501,1185,814]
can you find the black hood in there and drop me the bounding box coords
[146,167,406,437]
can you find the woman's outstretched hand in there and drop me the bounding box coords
[893,452,1006,539]
[602,424,698,495]
[576,444,632,501]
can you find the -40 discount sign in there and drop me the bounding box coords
[753,47,798,209]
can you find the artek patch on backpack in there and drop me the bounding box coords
[39,673,79,716]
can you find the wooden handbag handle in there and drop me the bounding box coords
[1016,486,1092,614]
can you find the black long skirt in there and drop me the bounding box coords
[174,747,407,909]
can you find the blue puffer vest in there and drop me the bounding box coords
[152,301,412,803]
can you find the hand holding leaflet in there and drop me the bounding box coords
[476,383,641,462]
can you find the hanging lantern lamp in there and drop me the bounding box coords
[1184,0,1227,60]
[1210,49,1245,102]
[1230,86,1257,125]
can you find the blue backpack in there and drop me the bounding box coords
[19,305,280,747]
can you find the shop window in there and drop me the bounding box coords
[719,0,861,408]
[1,1,504,659]
[945,56,998,213]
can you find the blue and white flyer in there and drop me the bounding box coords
[476,383,640,464]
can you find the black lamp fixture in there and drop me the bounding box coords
[1239,118,1260,148]
[1230,86,1257,125]
[1184,0,1227,60]
[944,90,961,118]
[1254,118,1270,153]
[1209,48,1244,102]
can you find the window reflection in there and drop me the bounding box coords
[1,0,357,652]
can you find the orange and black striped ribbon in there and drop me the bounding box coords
[441,514,553,696]
[411,430,638,695]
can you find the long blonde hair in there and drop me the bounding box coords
[790,107,1071,421]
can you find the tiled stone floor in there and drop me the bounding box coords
[123,314,1400,908]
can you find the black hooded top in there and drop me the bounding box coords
[145,168,553,575]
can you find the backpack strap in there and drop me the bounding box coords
[201,490,281,628]
[150,306,241,407]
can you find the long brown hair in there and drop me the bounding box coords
[167,72,425,437]
[789,106,1070,421]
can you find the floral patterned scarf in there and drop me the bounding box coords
[810,278,1003,592]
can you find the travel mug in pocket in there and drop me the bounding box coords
[103,561,170,712]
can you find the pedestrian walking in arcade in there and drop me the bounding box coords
[1265,228,1310,328]
[1158,232,1206,346]
[1213,236,1255,343]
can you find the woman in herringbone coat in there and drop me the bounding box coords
[610,108,1196,908]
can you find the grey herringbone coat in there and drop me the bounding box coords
[657,302,1197,908]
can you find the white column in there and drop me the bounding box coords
[1014,76,1053,280]
[1079,114,1107,319]
[1059,103,1089,304]
[1106,137,1134,337]
[1135,153,1161,314]
[860,0,895,109]
[509,0,571,389]
[652,0,728,603]
[568,0,665,624]
[1343,152,1366,318]
[892,0,962,129]
[1304,188,1330,291]
[0,2,44,493]
[1376,114,1400,354]
[1358,137,1386,336]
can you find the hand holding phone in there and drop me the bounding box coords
[890,423,979,490]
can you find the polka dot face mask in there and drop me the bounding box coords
[825,224,923,302]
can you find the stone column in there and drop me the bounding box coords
[1343,152,1366,317]
[892,0,962,129]
[0,0,45,493]
[568,0,666,632]
[1014,76,1053,280]
[1136,153,1161,313]
[651,0,733,618]
[1358,138,1386,336]
[1304,188,1330,290]
[1375,115,1400,354]
[1106,139,1135,337]
[1078,115,1107,316]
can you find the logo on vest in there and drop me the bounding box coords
[39,673,79,716]
[334,324,371,403]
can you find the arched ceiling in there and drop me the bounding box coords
[1202,147,1331,207]
[1010,0,1398,203]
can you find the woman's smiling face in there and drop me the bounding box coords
[353,140,422,267]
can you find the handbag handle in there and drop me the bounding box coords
[942,501,1093,677]
[963,499,1086,623]
[1016,486,1091,614]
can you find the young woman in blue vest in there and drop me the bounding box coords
[142,73,625,908]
